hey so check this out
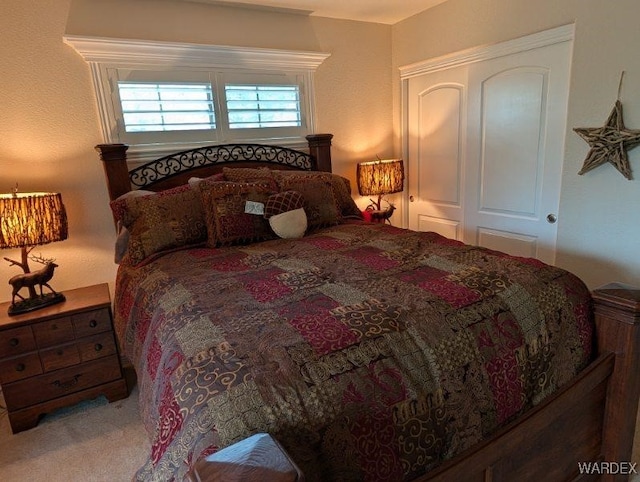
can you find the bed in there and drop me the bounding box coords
[95,135,640,482]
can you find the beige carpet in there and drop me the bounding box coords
[0,384,639,481]
[0,385,149,482]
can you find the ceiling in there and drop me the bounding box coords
[184,0,449,24]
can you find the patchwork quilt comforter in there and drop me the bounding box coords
[114,222,594,481]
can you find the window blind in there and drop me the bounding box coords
[225,85,301,129]
[118,82,215,132]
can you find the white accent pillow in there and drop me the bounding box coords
[268,208,307,239]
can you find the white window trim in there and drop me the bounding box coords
[64,35,330,163]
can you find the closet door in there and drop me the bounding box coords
[405,27,572,265]
[406,66,467,240]
[463,41,571,264]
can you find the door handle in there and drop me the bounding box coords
[546,214,557,224]
[409,195,415,202]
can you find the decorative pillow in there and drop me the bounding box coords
[273,170,361,219]
[222,167,276,186]
[330,175,363,219]
[188,172,225,188]
[114,221,130,264]
[110,190,154,264]
[114,185,207,266]
[273,172,341,229]
[269,208,307,239]
[110,189,154,224]
[199,181,274,246]
[264,190,305,219]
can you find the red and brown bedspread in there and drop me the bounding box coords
[114,222,593,482]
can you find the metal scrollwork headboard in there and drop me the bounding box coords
[95,134,333,202]
[129,143,314,189]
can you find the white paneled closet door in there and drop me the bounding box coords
[403,26,573,265]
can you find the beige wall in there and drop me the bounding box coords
[393,0,640,289]
[0,0,392,303]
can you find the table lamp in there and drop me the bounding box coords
[0,190,69,315]
[356,158,405,221]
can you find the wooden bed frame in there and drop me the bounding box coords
[95,135,640,482]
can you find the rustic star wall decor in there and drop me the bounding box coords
[574,99,640,180]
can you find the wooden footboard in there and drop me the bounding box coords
[594,283,640,481]
[416,283,640,482]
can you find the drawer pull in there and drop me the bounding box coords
[57,349,64,356]
[51,324,58,330]
[9,338,19,347]
[89,320,98,328]
[53,374,81,391]
[94,343,103,352]
[15,363,26,372]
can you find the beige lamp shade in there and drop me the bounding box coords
[0,192,68,249]
[357,159,405,197]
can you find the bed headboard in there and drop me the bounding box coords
[95,133,333,201]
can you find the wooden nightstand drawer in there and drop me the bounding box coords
[0,283,129,433]
[0,326,36,357]
[3,355,123,411]
[73,308,111,337]
[33,318,74,348]
[0,352,43,384]
[78,332,117,362]
[40,342,81,372]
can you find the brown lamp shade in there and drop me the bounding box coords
[357,159,405,196]
[0,192,68,249]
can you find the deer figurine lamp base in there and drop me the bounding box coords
[8,291,66,316]
[5,247,65,316]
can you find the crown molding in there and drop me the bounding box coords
[400,23,574,79]
[63,35,330,71]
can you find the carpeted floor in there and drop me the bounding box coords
[0,383,149,482]
[0,382,639,481]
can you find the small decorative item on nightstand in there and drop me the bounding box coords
[0,189,68,315]
[357,158,404,223]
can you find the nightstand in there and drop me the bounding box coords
[0,283,129,433]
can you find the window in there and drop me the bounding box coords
[118,82,216,132]
[64,35,330,162]
[109,71,309,146]
[225,84,301,129]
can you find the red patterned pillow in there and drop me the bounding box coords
[188,172,225,188]
[331,175,362,219]
[112,185,207,266]
[109,189,154,223]
[199,181,275,246]
[222,167,277,188]
[273,170,361,219]
[264,191,304,219]
[272,172,341,229]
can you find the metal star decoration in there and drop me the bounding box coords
[574,100,640,180]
